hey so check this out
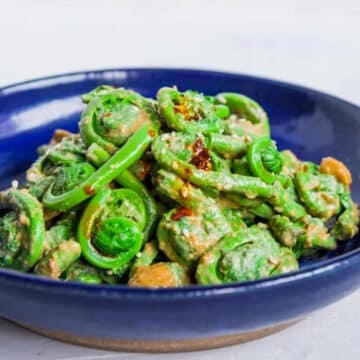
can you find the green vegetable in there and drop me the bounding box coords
[155,170,231,268]
[152,132,307,221]
[207,133,250,159]
[157,87,228,134]
[227,193,274,219]
[64,259,103,284]
[268,215,336,257]
[196,226,297,285]
[0,189,45,271]
[247,137,287,186]
[86,142,159,243]
[26,134,87,199]
[100,262,132,284]
[0,85,358,288]
[80,86,160,153]
[34,239,81,279]
[43,124,156,211]
[215,92,270,137]
[331,205,359,241]
[44,211,78,251]
[271,247,299,275]
[294,171,341,220]
[77,188,145,269]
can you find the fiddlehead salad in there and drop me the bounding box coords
[0,85,358,287]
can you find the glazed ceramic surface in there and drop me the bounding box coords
[0,69,359,349]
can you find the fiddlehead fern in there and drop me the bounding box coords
[232,157,252,176]
[280,150,300,176]
[77,188,145,269]
[268,215,337,257]
[34,210,82,279]
[85,142,159,243]
[294,171,341,220]
[220,208,248,232]
[196,226,297,285]
[152,132,307,221]
[100,262,132,284]
[34,239,81,279]
[268,215,303,248]
[80,86,160,154]
[226,193,274,219]
[155,170,232,268]
[26,134,87,199]
[0,189,45,271]
[64,259,103,284]
[51,162,96,196]
[157,87,228,134]
[331,204,359,240]
[215,92,270,138]
[247,137,287,185]
[330,182,359,240]
[43,210,78,252]
[207,133,250,159]
[42,124,156,211]
[271,247,299,275]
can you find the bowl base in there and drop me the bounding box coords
[13,319,299,352]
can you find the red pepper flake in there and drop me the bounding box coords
[173,96,202,122]
[190,138,212,171]
[193,138,204,156]
[185,167,193,175]
[83,185,96,195]
[139,161,151,181]
[148,129,156,137]
[171,207,193,221]
[105,143,116,154]
[174,103,190,120]
[300,163,310,173]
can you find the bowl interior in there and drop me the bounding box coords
[0,68,359,270]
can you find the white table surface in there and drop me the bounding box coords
[0,1,359,359]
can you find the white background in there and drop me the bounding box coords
[0,1,360,359]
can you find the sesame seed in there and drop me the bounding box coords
[11,180,19,189]
[182,229,190,237]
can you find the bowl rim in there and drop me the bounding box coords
[0,67,359,298]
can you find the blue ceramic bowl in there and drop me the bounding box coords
[0,68,360,352]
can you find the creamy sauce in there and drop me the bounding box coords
[320,157,352,188]
[129,263,176,287]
